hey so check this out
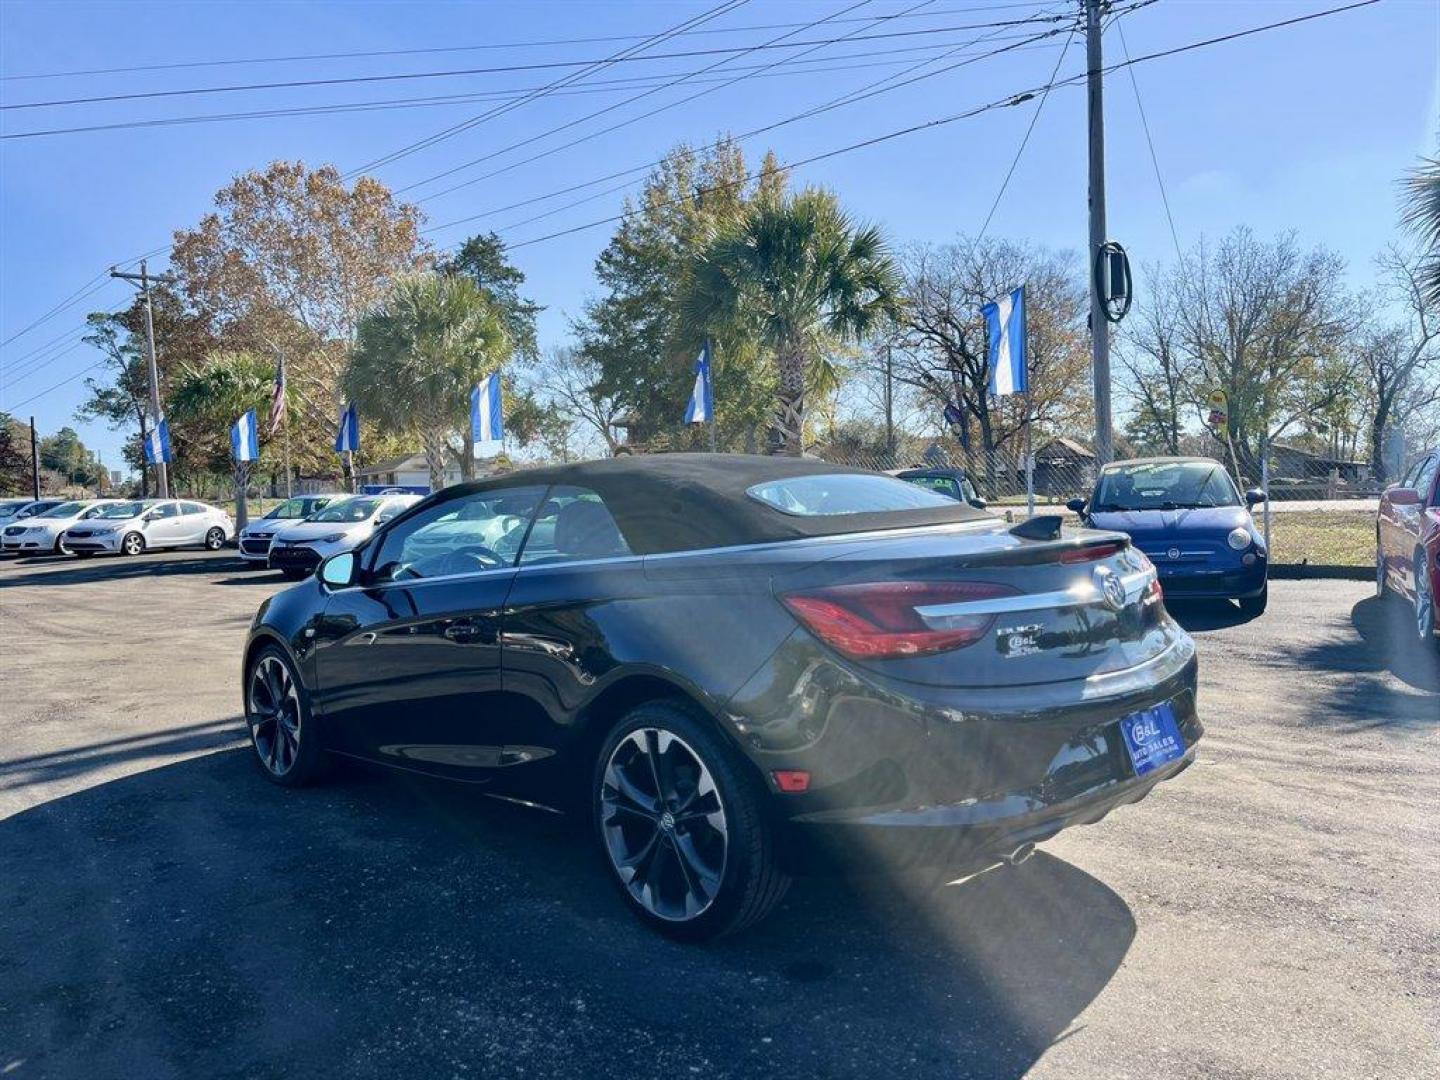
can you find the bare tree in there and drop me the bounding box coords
[1165,228,1359,478]
[890,237,1090,487]
[1362,245,1440,480]
[1116,264,1200,455]
[529,346,623,457]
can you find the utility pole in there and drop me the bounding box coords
[29,416,40,499]
[1085,0,1114,465]
[110,260,174,497]
[883,345,895,459]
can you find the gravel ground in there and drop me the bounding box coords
[0,550,1435,1080]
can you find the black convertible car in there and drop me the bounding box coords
[243,455,1201,939]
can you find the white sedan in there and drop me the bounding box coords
[266,492,419,578]
[62,498,235,557]
[1,499,124,555]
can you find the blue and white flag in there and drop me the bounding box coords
[231,409,259,463]
[334,402,359,454]
[472,373,503,445]
[683,340,714,424]
[144,416,172,464]
[983,285,1028,397]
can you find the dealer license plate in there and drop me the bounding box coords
[1118,702,1185,776]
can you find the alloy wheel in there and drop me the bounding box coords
[247,655,302,777]
[600,728,728,922]
[205,527,225,550]
[122,533,143,556]
[1417,553,1435,642]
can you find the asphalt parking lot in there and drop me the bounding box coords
[1,550,1436,1079]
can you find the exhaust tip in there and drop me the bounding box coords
[1001,842,1036,866]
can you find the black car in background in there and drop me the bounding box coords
[243,455,1201,939]
[893,466,988,509]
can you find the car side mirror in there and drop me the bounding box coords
[1244,487,1265,507]
[968,497,988,510]
[1388,487,1421,507]
[1066,498,1087,514]
[319,551,357,588]
[141,512,159,522]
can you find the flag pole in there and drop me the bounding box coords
[706,337,718,454]
[1022,286,1034,518]
[283,410,293,499]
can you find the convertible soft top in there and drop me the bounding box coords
[462,453,989,555]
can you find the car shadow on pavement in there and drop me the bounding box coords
[1165,598,1257,633]
[0,551,248,588]
[0,750,1134,1080]
[1329,596,1440,695]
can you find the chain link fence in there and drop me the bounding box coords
[816,441,1385,569]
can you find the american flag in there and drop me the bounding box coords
[268,354,286,434]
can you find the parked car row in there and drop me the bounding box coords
[234,491,422,578]
[1,497,236,557]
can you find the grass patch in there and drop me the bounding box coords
[1263,511,1373,567]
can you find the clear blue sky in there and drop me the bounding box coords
[1,0,1436,472]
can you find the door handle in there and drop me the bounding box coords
[443,619,481,644]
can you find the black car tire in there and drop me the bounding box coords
[121,532,145,557]
[1239,583,1268,617]
[244,645,327,787]
[1376,541,1390,600]
[51,536,69,556]
[205,527,226,550]
[593,699,790,941]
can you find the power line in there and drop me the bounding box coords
[4,346,103,411]
[0,3,1054,82]
[1115,16,1182,261]
[343,0,753,179]
[3,0,1382,411]
[495,0,1383,253]
[397,0,953,199]
[0,275,113,350]
[973,24,1079,244]
[424,14,1072,229]
[1,13,1093,112]
[2,33,1062,142]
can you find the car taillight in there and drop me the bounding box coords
[1060,542,1122,564]
[780,581,1018,660]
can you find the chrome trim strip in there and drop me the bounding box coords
[915,568,1155,622]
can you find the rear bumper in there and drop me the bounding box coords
[729,626,1202,873]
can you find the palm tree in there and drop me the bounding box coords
[343,273,508,491]
[681,188,901,455]
[1400,156,1440,305]
[168,351,274,527]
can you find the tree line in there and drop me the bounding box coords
[23,143,1438,503]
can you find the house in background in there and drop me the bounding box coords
[1033,437,1097,496]
[355,452,461,495]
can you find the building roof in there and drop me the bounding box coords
[1037,436,1096,459]
[356,453,426,477]
[431,453,987,555]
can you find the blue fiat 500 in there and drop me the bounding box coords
[1070,457,1269,615]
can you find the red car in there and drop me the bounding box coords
[1377,449,1440,645]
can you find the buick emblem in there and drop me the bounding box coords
[1093,566,1127,612]
[1167,547,1180,561]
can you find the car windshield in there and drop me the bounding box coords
[1093,462,1240,511]
[93,501,150,519]
[264,497,323,520]
[35,501,87,518]
[748,473,955,516]
[310,497,381,523]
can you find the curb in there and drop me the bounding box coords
[1268,563,1373,582]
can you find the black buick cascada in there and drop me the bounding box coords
[243,455,1201,939]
